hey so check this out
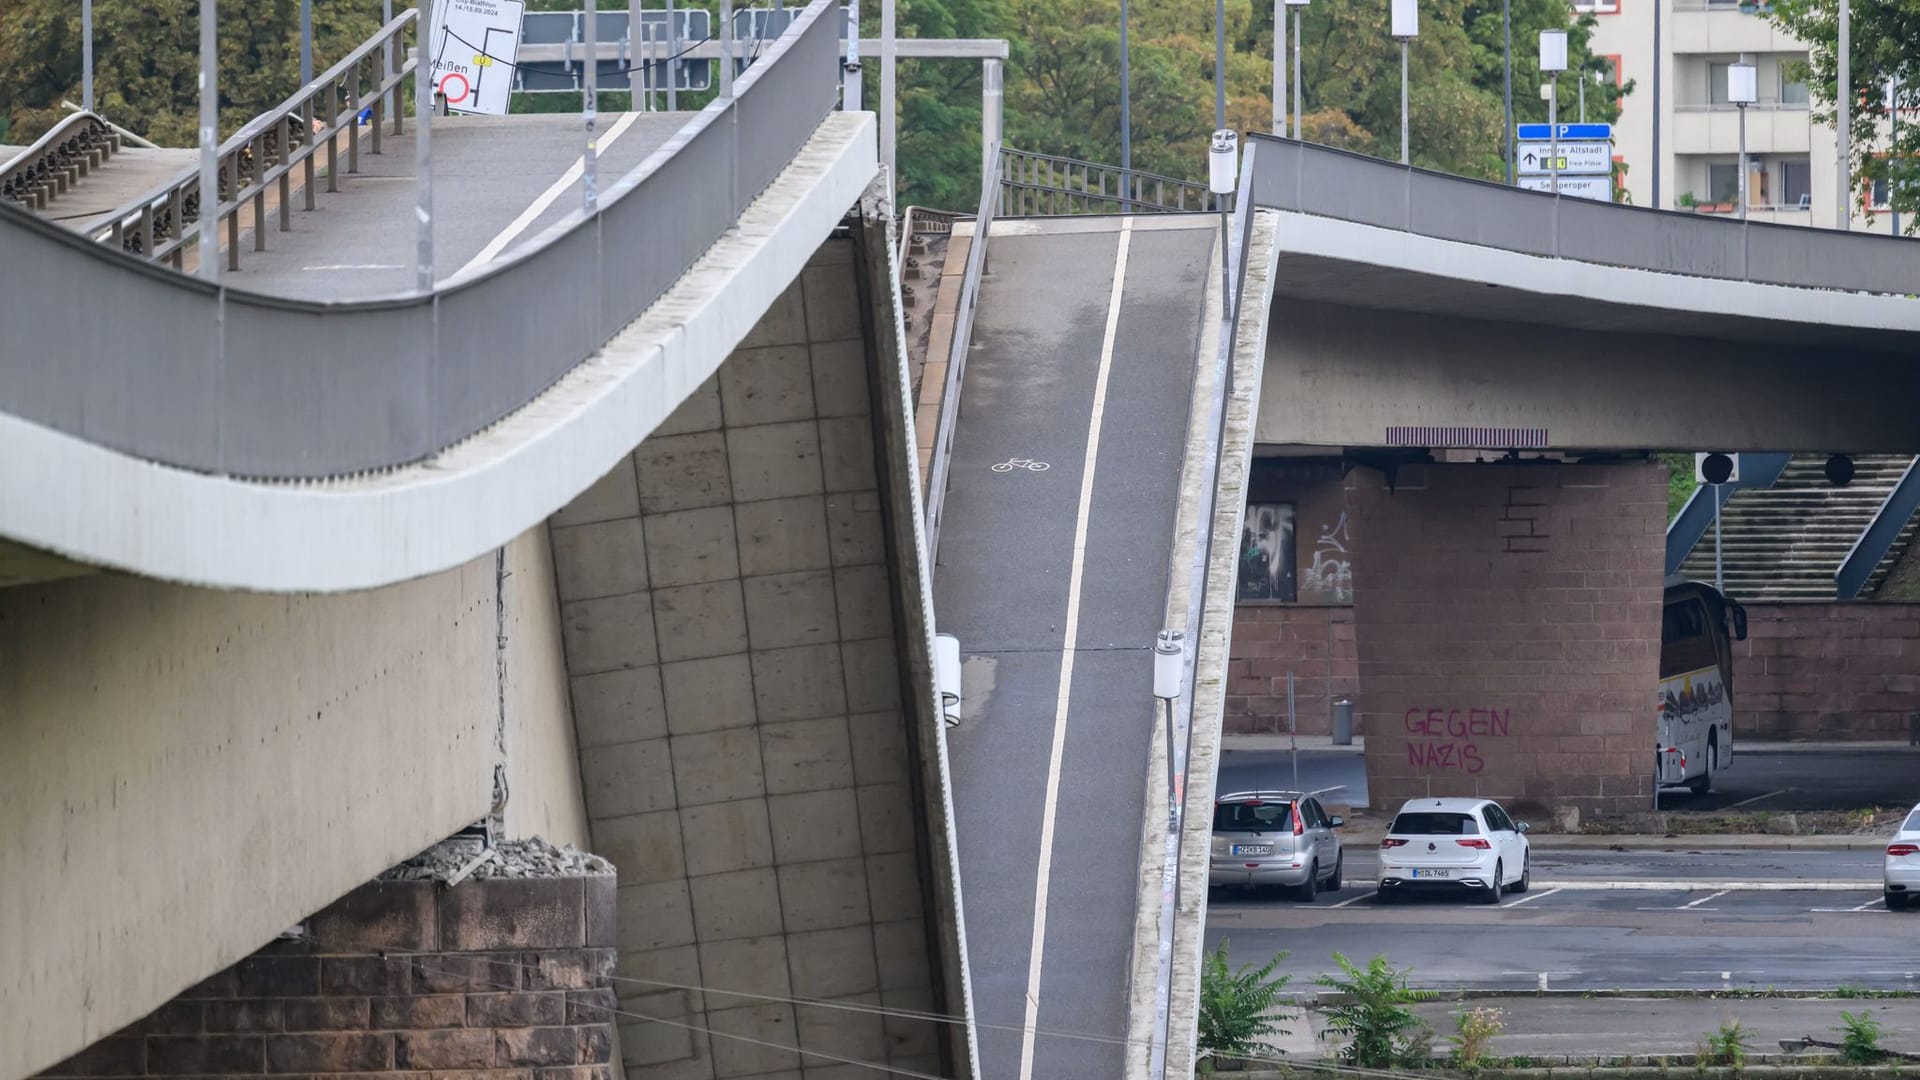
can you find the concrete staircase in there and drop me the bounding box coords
[1678,454,1920,600]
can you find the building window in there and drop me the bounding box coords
[1708,163,1740,202]
[1780,159,1812,207]
[1238,504,1298,602]
[1781,72,1809,104]
[1709,62,1731,105]
[1871,176,1891,208]
[1572,0,1620,12]
[1603,56,1622,86]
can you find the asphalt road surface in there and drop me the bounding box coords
[1207,848,1915,993]
[937,216,1216,1080]
[1220,746,1920,813]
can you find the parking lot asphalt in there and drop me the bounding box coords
[1206,849,1913,994]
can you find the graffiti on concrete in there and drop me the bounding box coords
[1403,707,1511,775]
[1302,512,1353,603]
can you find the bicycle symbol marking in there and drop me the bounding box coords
[991,458,1051,473]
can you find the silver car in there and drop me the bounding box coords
[1209,790,1345,900]
[1886,803,1920,910]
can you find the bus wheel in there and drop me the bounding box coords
[1687,735,1715,795]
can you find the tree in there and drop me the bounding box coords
[0,0,387,146]
[1765,0,1920,232]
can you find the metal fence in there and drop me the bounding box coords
[91,10,416,270]
[0,0,846,480]
[1246,134,1920,297]
[998,146,1223,216]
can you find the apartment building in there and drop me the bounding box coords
[1582,0,1904,234]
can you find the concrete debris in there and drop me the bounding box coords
[381,835,614,882]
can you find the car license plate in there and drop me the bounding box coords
[1411,868,1450,879]
[1231,845,1273,856]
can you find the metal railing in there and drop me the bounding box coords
[1838,458,1920,598]
[997,146,1223,216]
[1664,453,1791,576]
[1246,133,1920,296]
[0,0,847,481]
[91,9,416,270]
[0,111,121,209]
[923,144,999,559]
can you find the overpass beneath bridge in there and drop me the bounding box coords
[1229,133,1920,837]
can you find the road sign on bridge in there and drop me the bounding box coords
[1518,140,1612,176]
[431,0,526,116]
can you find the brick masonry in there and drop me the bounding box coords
[36,877,618,1080]
[1349,462,1667,818]
[1734,601,1920,741]
[548,238,942,1080]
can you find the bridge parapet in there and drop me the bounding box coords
[1246,134,1920,297]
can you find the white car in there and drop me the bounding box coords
[1885,803,1920,910]
[1377,797,1532,904]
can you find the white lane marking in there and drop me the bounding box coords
[1537,880,1878,891]
[1680,889,1730,909]
[1723,788,1789,809]
[1852,896,1887,912]
[1328,891,1376,909]
[454,111,643,277]
[1503,887,1562,907]
[1015,217,1133,1080]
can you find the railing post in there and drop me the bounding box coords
[326,83,341,192]
[252,133,268,250]
[225,161,241,271]
[348,67,362,174]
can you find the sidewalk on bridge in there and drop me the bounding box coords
[1220,734,1919,754]
[1260,994,1920,1062]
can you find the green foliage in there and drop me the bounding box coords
[1,0,387,145]
[1449,1006,1506,1075]
[1701,1018,1752,1073]
[1314,952,1437,1068]
[1835,1009,1886,1064]
[1764,0,1920,232]
[1661,452,1699,522]
[1196,941,1293,1069]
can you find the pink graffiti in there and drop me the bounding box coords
[1403,707,1509,776]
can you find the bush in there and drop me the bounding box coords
[1836,1009,1886,1064]
[1701,1018,1751,1073]
[1449,1007,1506,1075]
[1196,941,1293,1071]
[1315,953,1437,1068]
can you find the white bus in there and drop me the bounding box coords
[1657,577,1747,794]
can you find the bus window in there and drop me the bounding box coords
[1660,596,1718,679]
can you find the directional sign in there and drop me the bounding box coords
[1517,139,1612,176]
[514,9,713,93]
[1516,122,1612,141]
[1517,174,1612,201]
[431,0,525,115]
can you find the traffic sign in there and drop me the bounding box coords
[1516,140,1612,176]
[431,0,526,115]
[1516,122,1612,141]
[1517,174,1612,201]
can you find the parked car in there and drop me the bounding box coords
[1885,803,1920,910]
[1377,797,1531,905]
[1209,790,1345,900]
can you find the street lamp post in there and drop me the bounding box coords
[1287,0,1309,140]
[1838,0,1851,230]
[1214,0,1225,131]
[1540,30,1567,196]
[1120,0,1131,173]
[1503,0,1513,183]
[82,0,93,112]
[1392,0,1417,165]
[198,0,217,281]
[1729,58,1756,221]
[1274,0,1286,135]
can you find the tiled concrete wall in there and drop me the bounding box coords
[548,239,941,1080]
[1349,462,1666,818]
[1734,602,1920,741]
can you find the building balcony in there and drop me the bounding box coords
[1671,2,1808,54]
[1672,103,1812,155]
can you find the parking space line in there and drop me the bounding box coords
[1851,896,1887,912]
[1503,887,1561,907]
[1328,891,1376,909]
[1537,880,1877,891]
[1681,889,1730,909]
[1722,788,1789,810]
